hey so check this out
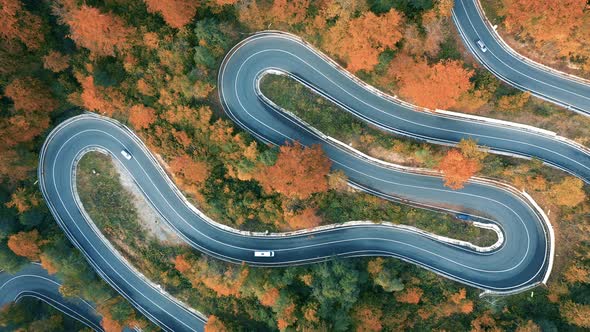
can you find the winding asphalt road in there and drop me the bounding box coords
[0,264,103,331]
[224,32,590,183]
[453,0,590,115]
[34,32,588,330]
[6,2,588,331]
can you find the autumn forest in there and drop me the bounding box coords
[1,0,590,331]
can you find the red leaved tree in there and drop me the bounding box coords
[502,0,585,43]
[437,149,481,190]
[169,153,209,185]
[396,287,424,304]
[62,5,135,56]
[43,51,70,72]
[4,77,58,113]
[284,207,322,230]
[256,142,331,199]
[0,0,44,49]
[560,301,590,328]
[144,0,199,29]
[128,104,157,129]
[563,265,589,284]
[550,177,586,207]
[325,9,403,72]
[40,254,59,275]
[388,55,473,110]
[98,310,123,332]
[352,303,383,332]
[204,315,228,332]
[259,287,280,307]
[76,74,126,116]
[5,187,40,214]
[7,230,45,261]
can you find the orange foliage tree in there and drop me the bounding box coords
[502,0,586,44]
[5,187,40,214]
[62,5,135,56]
[550,177,586,207]
[136,78,156,96]
[515,320,541,332]
[437,149,481,189]
[324,9,403,72]
[352,303,383,332]
[144,0,199,29]
[266,0,309,26]
[174,254,248,297]
[204,315,228,332]
[237,0,310,30]
[75,74,127,116]
[458,138,488,161]
[40,254,59,275]
[0,0,44,49]
[422,10,445,56]
[0,149,36,182]
[367,257,384,276]
[500,0,590,72]
[284,207,322,230]
[389,56,473,109]
[97,297,144,331]
[0,90,50,181]
[563,265,589,284]
[128,104,157,129]
[328,169,348,191]
[259,287,280,307]
[437,288,474,317]
[7,230,45,261]
[496,92,531,112]
[277,302,297,330]
[43,51,70,72]
[256,142,331,199]
[173,254,192,274]
[142,32,160,50]
[449,289,474,314]
[435,0,454,17]
[213,0,237,5]
[4,77,58,113]
[169,153,209,187]
[302,302,319,323]
[172,129,191,148]
[471,311,500,332]
[396,287,423,304]
[560,301,590,328]
[97,309,123,332]
[0,113,50,147]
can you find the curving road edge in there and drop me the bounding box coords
[5,2,589,327]
[453,0,590,115]
[23,19,590,329]
[0,263,104,331]
[36,111,552,330]
[33,32,589,331]
[38,116,207,331]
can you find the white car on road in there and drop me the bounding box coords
[120,149,132,160]
[254,251,275,257]
[476,39,488,52]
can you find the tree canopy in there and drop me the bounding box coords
[255,142,331,200]
[144,0,199,29]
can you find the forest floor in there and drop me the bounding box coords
[110,155,184,245]
[77,152,183,246]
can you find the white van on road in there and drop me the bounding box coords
[476,39,488,53]
[120,149,132,160]
[254,251,275,257]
